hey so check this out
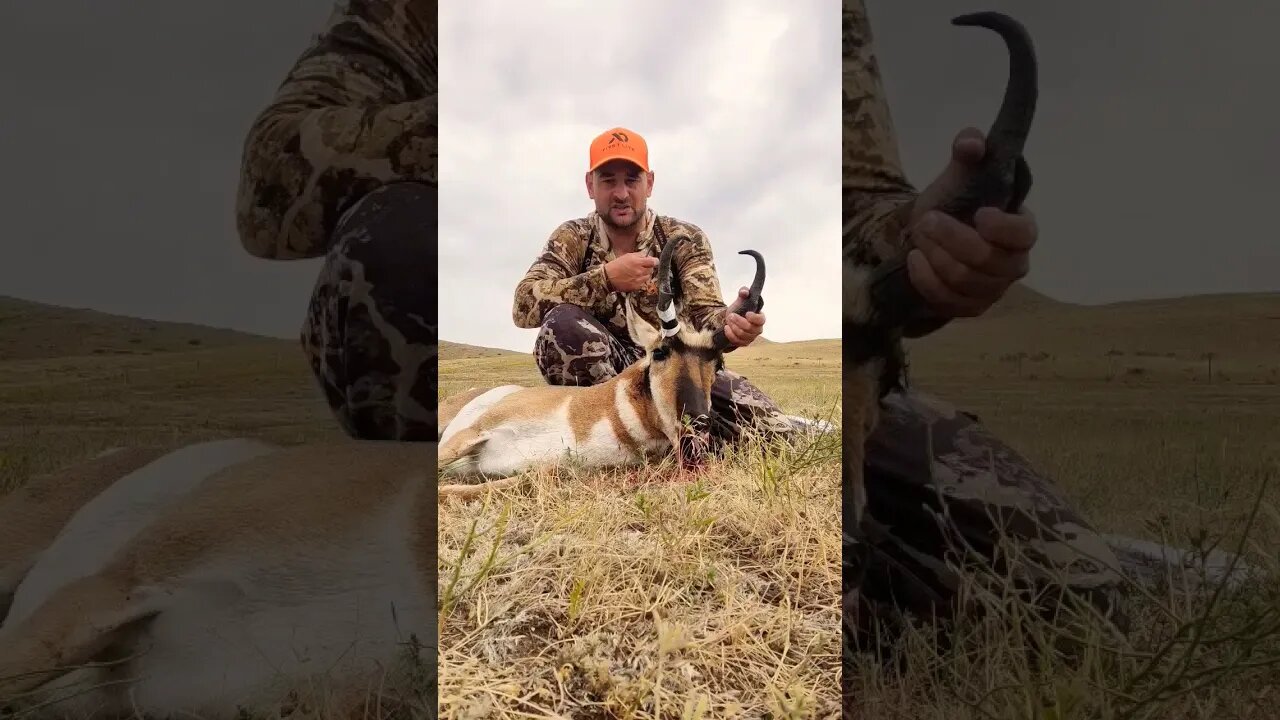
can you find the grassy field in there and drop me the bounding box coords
[436,338,842,718]
[2,286,1279,718]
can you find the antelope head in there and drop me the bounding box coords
[644,236,766,469]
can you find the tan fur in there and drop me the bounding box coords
[0,445,168,612]
[567,378,622,443]
[0,439,437,717]
[109,441,433,579]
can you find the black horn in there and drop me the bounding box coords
[713,250,766,350]
[865,11,1038,326]
[943,11,1038,221]
[735,249,766,315]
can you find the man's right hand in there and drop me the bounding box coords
[604,252,660,292]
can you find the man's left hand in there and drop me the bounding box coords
[724,287,765,347]
[907,127,1038,319]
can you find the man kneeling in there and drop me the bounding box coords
[512,126,823,446]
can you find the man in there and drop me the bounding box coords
[512,126,812,444]
[235,0,438,442]
[841,0,1129,658]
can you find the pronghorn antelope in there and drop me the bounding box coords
[841,11,1038,578]
[0,437,437,718]
[436,235,767,501]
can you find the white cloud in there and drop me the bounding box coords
[439,0,841,352]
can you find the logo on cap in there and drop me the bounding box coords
[589,127,649,172]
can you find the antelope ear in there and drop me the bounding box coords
[637,322,660,349]
[625,298,662,348]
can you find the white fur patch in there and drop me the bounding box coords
[465,402,579,477]
[613,382,650,447]
[649,377,681,447]
[576,418,629,466]
[440,385,523,445]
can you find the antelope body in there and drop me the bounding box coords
[0,438,437,718]
[438,237,767,501]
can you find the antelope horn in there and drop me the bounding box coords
[713,250,766,350]
[655,234,681,338]
[866,11,1038,326]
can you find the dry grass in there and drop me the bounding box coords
[436,341,842,718]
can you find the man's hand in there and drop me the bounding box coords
[723,287,765,347]
[906,127,1038,319]
[604,252,659,293]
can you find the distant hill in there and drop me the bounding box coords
[985,282,1069,317]
[439,341,523,361]
[909,290,1280,364]
[5,288,1277,369]
[0,295,282,361]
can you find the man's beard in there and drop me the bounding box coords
[602,204,642,231]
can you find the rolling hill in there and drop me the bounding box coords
[0,295,282,361]
[438,340,522,361]
[908,289,1280,364]
[3,285,1278,369]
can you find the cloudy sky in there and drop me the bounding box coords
[1,1,1276,349]
[439,1,841,351]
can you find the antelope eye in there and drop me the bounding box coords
[652,347,670,361]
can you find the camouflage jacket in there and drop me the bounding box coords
[512,210,730,347]
[235,0,437,260]
[843,0,948,336]
[843,0,916,269]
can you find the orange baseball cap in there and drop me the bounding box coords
[588,127,649,172]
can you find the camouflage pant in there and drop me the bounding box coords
[533,304,792,443]
[301,182,437,441]
[846,389,1129,660]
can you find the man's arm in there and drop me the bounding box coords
[843,0,949,337]
[235,0,437,261]
[512,221,614,329]
[670,223,732,338]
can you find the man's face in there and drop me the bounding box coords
[585,159,654,230]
